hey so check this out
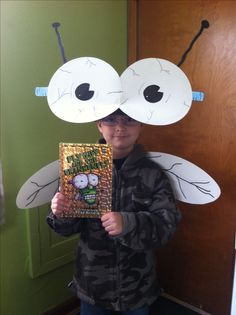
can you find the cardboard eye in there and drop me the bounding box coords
[47,57,122,123]
[120,58,192,125]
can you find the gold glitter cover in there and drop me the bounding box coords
[59,143,112,218]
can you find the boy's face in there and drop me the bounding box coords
[96,115,142,158]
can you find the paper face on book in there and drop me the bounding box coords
[59,143,112,218]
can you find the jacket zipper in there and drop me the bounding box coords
[113,166,122,309]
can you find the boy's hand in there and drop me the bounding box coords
[51,192,71,217]
[101,212,123,236]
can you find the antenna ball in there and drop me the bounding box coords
[52,22,61,28]
[201,20,210,28]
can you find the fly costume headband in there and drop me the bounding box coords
[16,20,221,209]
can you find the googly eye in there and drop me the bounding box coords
[75,83,95,101]
[143,85,164,103]
[73,174,88,189]
[120,58,192,125]
[47,57,122,123]
[88,173,99,186]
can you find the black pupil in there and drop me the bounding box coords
[143,85,163,103]
[75,83,94,101]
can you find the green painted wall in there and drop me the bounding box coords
[0,1,127,314]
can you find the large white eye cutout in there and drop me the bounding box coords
[47,57,122,123]
[120,58,193,125]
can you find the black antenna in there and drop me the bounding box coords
[52,22,67,64]
[178,20,210,67]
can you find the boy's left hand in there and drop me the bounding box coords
[101,212,123,236]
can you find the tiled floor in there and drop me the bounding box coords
[151,297,199,315]
[43,296,200,315]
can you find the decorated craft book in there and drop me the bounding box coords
[59,143,113,218]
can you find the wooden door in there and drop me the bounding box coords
[128,1,236,315]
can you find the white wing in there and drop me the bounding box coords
[147,152,221,204]
[16,152,221,209]
[16,160,60,209]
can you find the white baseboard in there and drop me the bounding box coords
[161,293,212,315]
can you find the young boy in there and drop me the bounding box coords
[47,109,181,315]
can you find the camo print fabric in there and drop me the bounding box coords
[47,144,181,311]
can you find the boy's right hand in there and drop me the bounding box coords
[51,192,71,217]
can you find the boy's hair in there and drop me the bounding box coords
[109,109,127,116]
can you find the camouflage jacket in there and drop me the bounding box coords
[47,144,181,311]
